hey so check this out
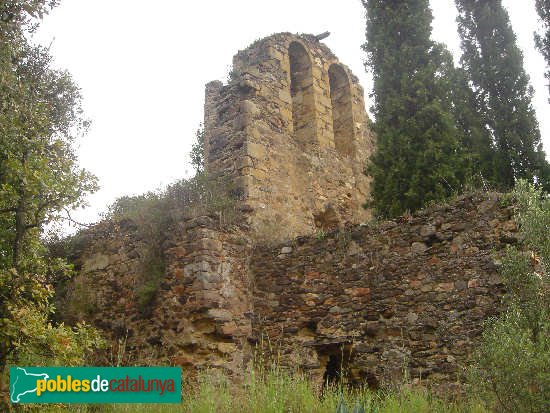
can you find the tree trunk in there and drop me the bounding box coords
[13,197,26,270]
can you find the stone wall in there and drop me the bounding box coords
[64,192,517,392]
[250,193,516,390]
[62,217,254,375]
[203,33,374,240]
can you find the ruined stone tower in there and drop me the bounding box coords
[203,33,374,238]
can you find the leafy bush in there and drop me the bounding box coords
[190,126,205,173]
[0,267,105,409]
[469,180,550,412]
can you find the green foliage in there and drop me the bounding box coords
[227,66,242,83]
[315,230,327,241]
[0,0,58,37]
[456,0,550,190]
[0,1,97,269]
[535,0,550,101]
[0,267,104,366]
[469,180,550,412]
[135,278,160,314]
[182,367,450,413]
[0,2,103,403]
[362,0,470,218]
[190,125,205,173]
[103,172,239,317]
[106,191,169,318]
[442,63,495,188]
[106,173,239,229]
[107,190,170,255]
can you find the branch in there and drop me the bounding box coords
[61,207,92,228]
[0,207,16,214]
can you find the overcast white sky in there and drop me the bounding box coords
[35,0,550,229]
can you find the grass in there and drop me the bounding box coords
[37,368,489,413]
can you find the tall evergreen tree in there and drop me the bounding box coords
[456,0,550,190]
[535,0,550,100]
[362,0,468,218]
[438,47,496,187]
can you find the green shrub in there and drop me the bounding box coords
[106,173,239,230]
[469,180,550,412]
[0,268,105,409]
[105,172,239,317]
[316,230,327,240]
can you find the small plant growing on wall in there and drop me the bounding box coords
[135,252,165,316]
[316,230,327,240]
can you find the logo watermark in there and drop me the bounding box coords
[10,367,181,404]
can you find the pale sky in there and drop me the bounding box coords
[35,0,550,230]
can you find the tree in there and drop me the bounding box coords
[0,44,98,269]
[470,181,550,412]
[535,0,550,100]
[455,0,550,190]
[362,0,469,218]
[440,56,496,188]
[0,0,59,34]
[0,0,102,386]
[190,125,205,174]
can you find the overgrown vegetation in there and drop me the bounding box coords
[190,126,205,173]
[41,367,489,413]
[105,172,240,234]
[101,171,239,314]
[2,0,550,411]
[469,180,550,412]
[134,253,165,316]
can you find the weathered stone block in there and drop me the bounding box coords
[82,253,110,273]
[207,308,233,322]
[411,242,428,254]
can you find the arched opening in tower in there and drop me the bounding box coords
[289,41,316,144]
[329,64,355,157]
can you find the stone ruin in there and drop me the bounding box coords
[203,33,373,239]
[62,34,517,393]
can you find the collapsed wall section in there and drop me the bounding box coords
[250,193,517,391]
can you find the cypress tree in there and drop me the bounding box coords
[438,47,496,188]
[535,0,550,100]
[456,0,550,189]
[362,0,468,218]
